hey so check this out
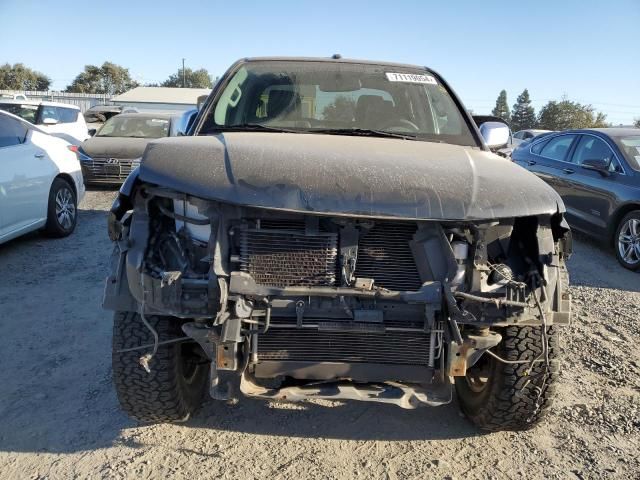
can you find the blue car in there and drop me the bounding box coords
[512,128,640,270]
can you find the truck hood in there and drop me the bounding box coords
[139,132,564,221]
[81,136,152,159]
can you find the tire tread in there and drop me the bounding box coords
[112,312,207,423]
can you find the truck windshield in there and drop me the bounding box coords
[200,60,477,146]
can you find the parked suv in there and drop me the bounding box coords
[104,57,572,431]
[0,99,89,145]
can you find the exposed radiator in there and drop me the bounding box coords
[239,227,338,287]
[257,327,431,365]
[354,222,422,291]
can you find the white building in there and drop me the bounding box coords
[111,87,211,112]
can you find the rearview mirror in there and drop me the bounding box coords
[479,122,510,149]
[88,128,97,137]
[582,158,611,176]
[42,117,58,125]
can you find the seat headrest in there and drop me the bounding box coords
[267,89,296,118]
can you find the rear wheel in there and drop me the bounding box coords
[455,325,560,431]
[44,177,77,237]
[615,211,640,271]
[112,312,209,423]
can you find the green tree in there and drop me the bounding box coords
[634,118,640,128]
[537,98,608,130]
[161,68,213,88]
[322,96,357,121]
[491,90,511,123]
[66,62,139,95]
[510,89,536,131]
[0,63,51,90]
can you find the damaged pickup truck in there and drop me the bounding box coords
[104,57,572,431]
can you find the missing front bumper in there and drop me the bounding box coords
[239,374,452,409]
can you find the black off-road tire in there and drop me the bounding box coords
[455,325,560,432]
[44,177,77,237]
[112,312,209,423]
[614,210,640,271]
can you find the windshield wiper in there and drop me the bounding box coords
[307,128,418,140]
[207,123,303,134]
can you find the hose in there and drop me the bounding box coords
[453,291,530,308]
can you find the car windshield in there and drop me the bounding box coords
[85,110,120,123]
[616,135,640,171]
[200,60,477,146]
[96,115,170,138]
[0,103,38,123]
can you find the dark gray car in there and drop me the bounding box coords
[513,128,640,270]
[76,112,196,185]
[103,57,572,432]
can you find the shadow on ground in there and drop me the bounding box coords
[0,390,482,455]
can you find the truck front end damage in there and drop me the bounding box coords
[105,184,571,410]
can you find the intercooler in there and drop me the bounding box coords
[254,320,438,382]
[257,327,431,365]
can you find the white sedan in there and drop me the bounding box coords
[0,110,85,244]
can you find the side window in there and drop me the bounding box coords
[572,136,612,165]
[539,135,576,161]
[56,107,79,123]
[572,135,622,172]
[531,138,550,154]
[40,106,59,123]
[0,115,29,148]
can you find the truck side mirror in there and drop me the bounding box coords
[479,122,510,149]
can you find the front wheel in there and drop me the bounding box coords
[44,177,77,237]
[455,325,560,431]
[112,312,209,423]
[615,211,640,271]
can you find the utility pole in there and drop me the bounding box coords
[182,58,186,88]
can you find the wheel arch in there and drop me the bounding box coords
[54,172,77,198]
[609,203,640,244]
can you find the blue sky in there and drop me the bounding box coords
[1,0,639,124]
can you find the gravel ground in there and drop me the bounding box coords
[0,189,638,480]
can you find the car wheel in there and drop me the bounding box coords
[112,312,209,423]
[615,211,640,271]
[455,325,560,432]
[44,177,77,237]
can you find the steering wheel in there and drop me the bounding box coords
[378,118,420,132]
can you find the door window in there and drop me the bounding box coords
[539,135,576,161]
[55,107,79,123]
[40,106,60,123]
[571,135,617,168]
[531,138,549,154]
[0,115,28,148]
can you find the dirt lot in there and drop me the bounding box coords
[0,189,638,480]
